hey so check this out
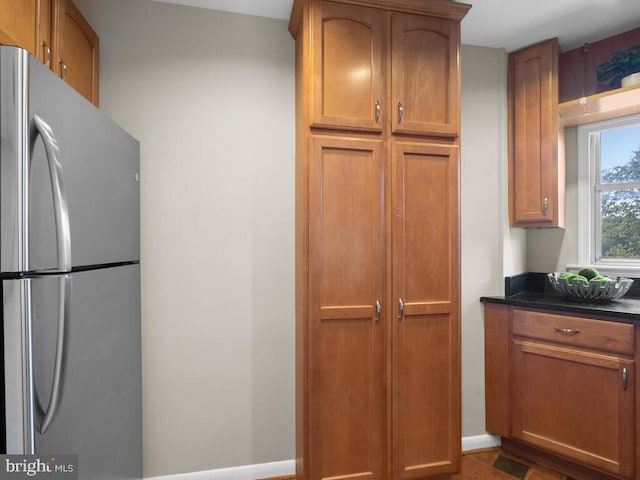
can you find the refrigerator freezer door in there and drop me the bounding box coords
[0,46,140,274]
[3,264,142,479]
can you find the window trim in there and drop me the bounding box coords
[577,113,640,277]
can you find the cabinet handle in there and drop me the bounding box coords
[398,298,404,319]
[375,300,381,320]
[554,327,580,336]
[375,100,381,123]
[543,197,549,216]
[59,60,68,81]
[398,102,404,124]
[623,367,628,391]
[42,41,51,68]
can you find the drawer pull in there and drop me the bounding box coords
[554,327,580,336]
[623,368,628,391]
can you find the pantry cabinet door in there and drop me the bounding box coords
[392,142,460,479]
[308,136,386,480]
[391,13,460,137]
[311,2,385,132]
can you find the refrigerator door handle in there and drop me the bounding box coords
[38,274,71,434]
[30,114,72,272]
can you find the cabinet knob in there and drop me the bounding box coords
[398,102,404,124]
[623,367,628,391]
[543,197,549,216]
[375,300,381,320]
[375,100,381,123]
[398,298,405,319]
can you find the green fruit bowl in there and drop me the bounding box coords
[547,273,634,301]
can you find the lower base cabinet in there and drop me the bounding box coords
[483,303,637,480]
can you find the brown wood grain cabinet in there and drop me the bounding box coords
[0,0,98,106]
[391,14,460,136]
[508,39,565,228]
[290,1,469,479]
[307,1,462,137]
[0,0,52,64]
[391,142,460,479]
[52,0,99,106]
[484,304,637,480]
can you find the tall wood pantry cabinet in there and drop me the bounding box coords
[288,1,470,479]
[0,0,99,106]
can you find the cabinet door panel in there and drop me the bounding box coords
[512,341,634,478]
[312,2,384,132]
[392,142,460,479]
[309,137,385,480]
[509,39,561,226]
[391,14,460,136]
[0,0,51,64]
[53,0,98,105]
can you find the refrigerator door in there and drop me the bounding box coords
[3,264,142,479]
[0,46,140,274]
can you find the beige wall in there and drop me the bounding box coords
[527,128,579,272]
[72,0,520,476]
[460,45,510,437]
[73,0,295,476]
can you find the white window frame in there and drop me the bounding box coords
[577,113,640,277]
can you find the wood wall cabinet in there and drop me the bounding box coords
[0,0,98,106]
[52,0,99,106]
[508,38,565,228]
[308,1,462,137]
[290,1,470,479]
[0,0,52,65]
[484,303,637,480]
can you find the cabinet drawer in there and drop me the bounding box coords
[512,309,634,355]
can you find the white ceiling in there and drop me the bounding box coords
[152,0,640,52]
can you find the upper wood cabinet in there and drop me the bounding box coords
[391,14,460,136]
[0,0,98,106]
[311,2,384,131]
[307,0,463,137]
[508,38,565,228]
[52,0,99,106]
[0,0,52,65]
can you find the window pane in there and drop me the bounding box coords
[600,188,640,258]
[600,125,640,184]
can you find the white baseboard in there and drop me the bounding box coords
[145,460,295,480]
[146,435,501,480]
[462,434,501,452]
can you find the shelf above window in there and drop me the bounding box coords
[559,83,640,128]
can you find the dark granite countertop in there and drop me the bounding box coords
[480,272,640,323]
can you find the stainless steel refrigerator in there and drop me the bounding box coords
[0,46,142,479]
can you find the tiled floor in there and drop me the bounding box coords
[455,449,571,480]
